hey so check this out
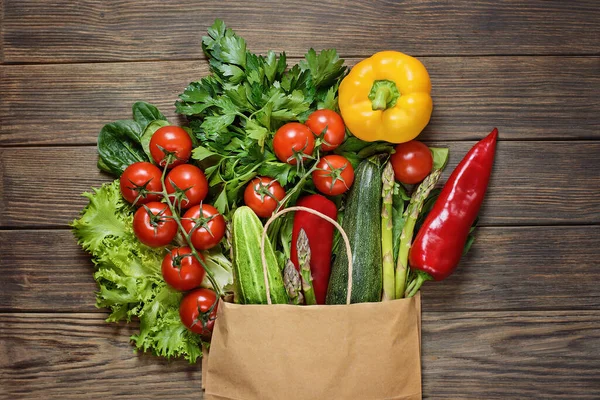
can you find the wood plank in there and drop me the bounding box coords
[0,230,98,312]
[1,141,599,228]
[0,313,201,400]
[421,311,600,398]
[2,0,599,63]
[1,56,599,145]
[2,227,599,313]
[0,311,598,399]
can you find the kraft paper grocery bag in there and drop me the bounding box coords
[203,293,422,400]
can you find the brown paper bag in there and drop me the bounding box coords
[203,206,423,399]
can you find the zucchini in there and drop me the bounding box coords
[232,206,288,304]
[326,158,383,304]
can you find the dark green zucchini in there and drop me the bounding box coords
[326,157,383,304]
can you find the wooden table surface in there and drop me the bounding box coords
[1,1,599,399]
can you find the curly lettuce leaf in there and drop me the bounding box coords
[71,180,205,363]
[71,181,131,254]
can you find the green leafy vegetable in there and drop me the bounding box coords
[72,181,230,363]
[97,102,167,176]
[133,101,166,129]
[430,147,449,170]
[140,120,170,161]
[334,136,394,168]
[176,19,348,216]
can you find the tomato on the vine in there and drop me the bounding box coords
[132,201,177,247]
[390,140,433,184]
[273,122,315,165]
[161,247,206,291]
[244,177,286,218]
[181,204,226,250]
[165,164,209,209]
[179,288,218,337]
[149,126,193,168]
[305,109,346,151]
[312,155,355,196]
[119,162,163,205]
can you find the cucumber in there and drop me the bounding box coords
[326,158,383,304]
[232,206,289,304]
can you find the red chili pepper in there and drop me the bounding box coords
[408,128,498,290]
[290,194,337,304]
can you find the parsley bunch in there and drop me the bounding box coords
[175,19,347,215]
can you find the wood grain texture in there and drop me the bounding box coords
[2,227,599,313]
[1,56,599,145]
[0,313,201,400]
[1,141,599,228]
[421,311,600,399]
[2,0,599,63]
[0,311,598,399]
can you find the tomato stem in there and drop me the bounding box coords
[276,157,320,213]
[159,164,224,296]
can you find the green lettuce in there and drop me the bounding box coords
[72,180,208,363]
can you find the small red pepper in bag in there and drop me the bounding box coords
[407,128,498,293]
[290,195,338,304]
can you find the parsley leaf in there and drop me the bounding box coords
[176,20,349,218]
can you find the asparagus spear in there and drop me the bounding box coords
[283,259,304,305]
[297,229,317,305]
[395,169,441,299]
[381,162,395,300]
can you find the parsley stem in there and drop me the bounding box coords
[276,157,320,213]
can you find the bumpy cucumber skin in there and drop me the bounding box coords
[326,158,383,304]
[232,206,288,304]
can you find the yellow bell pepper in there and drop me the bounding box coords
[338,51,433,143]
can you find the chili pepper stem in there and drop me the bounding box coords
[405,270,433,298]
[395,169,441,299]
[381,162,395,301]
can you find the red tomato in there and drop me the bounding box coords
[273,122,315,165]
[119,162,163,205]
[133,202,177,247]
[243,177,286,218]
[179,288,218,337]
[181,204,226,250]
[312,155,355,196]
[161,247,206,291]
[149,126,193,168]
[390,140,433,184]
[305,109,346,151]
[165,164,209,209]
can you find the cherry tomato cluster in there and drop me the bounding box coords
[119,125,221,338]
[244,109,355,218]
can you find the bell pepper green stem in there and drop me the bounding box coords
[369,80,401,111]
[372,87,392,110]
